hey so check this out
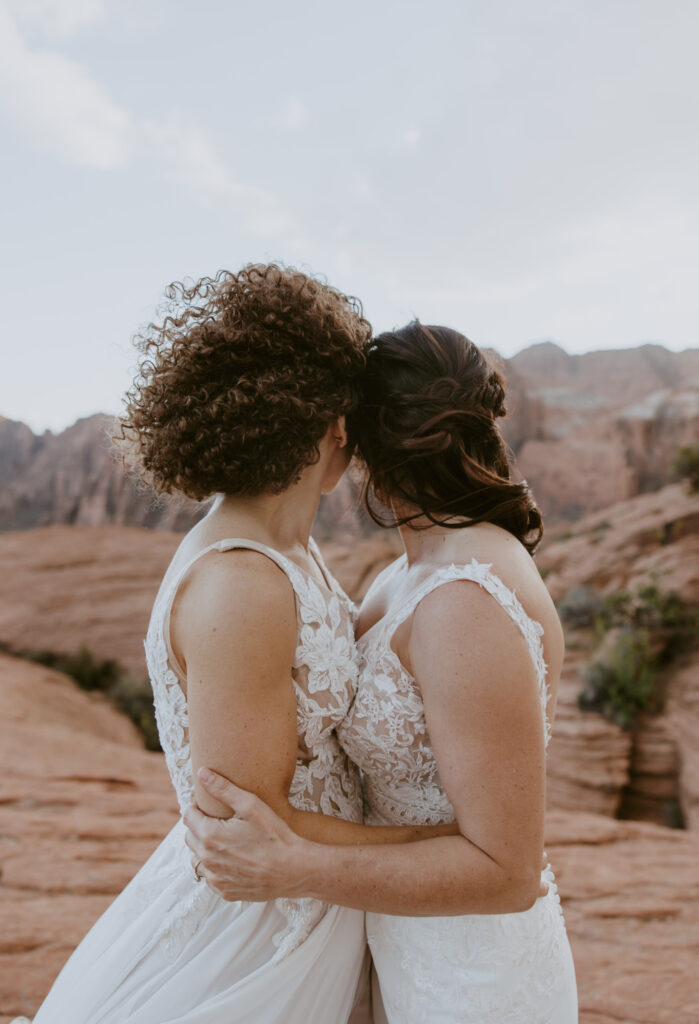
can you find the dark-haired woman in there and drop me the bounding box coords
[20,280,459,1024]
[184,323,578,1023]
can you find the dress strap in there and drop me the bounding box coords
[161,538,301,685]
[389,558,551,745]
[307,535,336,593]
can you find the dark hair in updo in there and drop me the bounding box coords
[350,321,543,554]
[115,264,371,500]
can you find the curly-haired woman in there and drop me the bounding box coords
[183,323,579,1023]
[21,272,459,1024]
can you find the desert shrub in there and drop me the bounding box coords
[109,673,161,751]
[578,627,658,728]
[671,444,699,492]
[26,646,120,691]
[577,582,697,728]
[596,582,697,648]
[557,585,606,630]
[21,646,160,751]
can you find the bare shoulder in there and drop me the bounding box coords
[412,528,564,682]
[412,579,529,666]
[457,530,560,631]
[172,548,297,660]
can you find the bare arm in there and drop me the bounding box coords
[179,551,456,848]
[185,580,548,915]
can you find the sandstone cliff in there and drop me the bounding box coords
[506,342,699,518]
[2,342,697,532]
[0,414,373,538]
[539,483,699,832]
[2,653,698,1024]
[1,479,696,831]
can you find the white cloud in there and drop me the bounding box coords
[352,174,378,203]
[403,127,420,148]
[0,4,131,168]
[142,112,294,237]
[281,95,308,129]
[5,0,107,37]
[0,4,294,236]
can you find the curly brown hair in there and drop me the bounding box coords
[349,322,543,554]
[114,264,372,500]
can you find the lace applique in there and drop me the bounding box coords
[271,898,328,963]
[142,539,362,959]
[339,557,552,829]
[131,841,218,958]
[367,884,570,1022]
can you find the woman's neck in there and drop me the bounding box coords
[210,470,323,554]
[398,520,456,567]
[397,513,506,568]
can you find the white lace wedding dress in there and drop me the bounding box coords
[22,537,368,1024]
[338,555,579,1024]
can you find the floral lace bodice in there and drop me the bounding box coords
[145,536,362,822]
[141,536,362,958]
[338,555,551,828]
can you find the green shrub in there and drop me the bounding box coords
[557,586,606,630]
[577,581,697,729]
[20,646,160,751]
[109,673,161,751]
[671,444,699,492]
[578,628,658,728]
[597,582,697,645]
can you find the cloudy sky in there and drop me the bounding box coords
[1,0,698,433]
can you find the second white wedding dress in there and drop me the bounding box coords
[27,537,368,1024]
[339,555,579,1024]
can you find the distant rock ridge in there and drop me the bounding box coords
[1,342,697,530]
[506,342,699,518]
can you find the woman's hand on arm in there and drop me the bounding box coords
[184,768,459,898]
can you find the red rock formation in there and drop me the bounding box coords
[546,652,632,819]
[2,341,698,533]
[538,483,699,603]
[1,478,696,832]
[507,342,699,518]
[0,415,374,538]
[2,653,698,1024]
[0,525,181,674]
[0,654,178,1023]
[545,809,699,1024]
[664,653,699,831]
[538,483,699,832]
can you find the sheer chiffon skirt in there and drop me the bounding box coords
[30,822,366,1024]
